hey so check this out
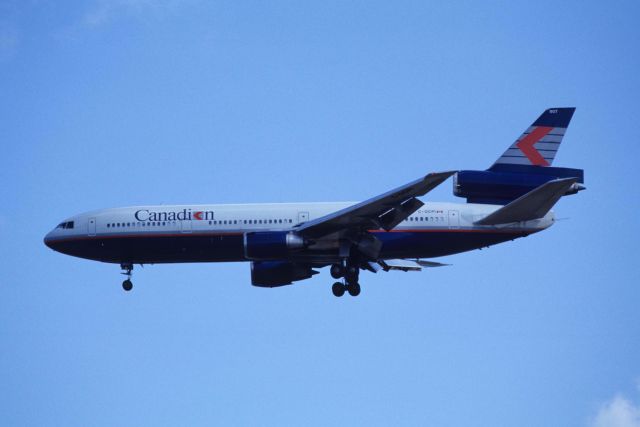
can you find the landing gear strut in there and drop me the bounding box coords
[120,263,133,292]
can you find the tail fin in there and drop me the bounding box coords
[491,108,575,169]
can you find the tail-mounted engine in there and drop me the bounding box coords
[453,164,585,205]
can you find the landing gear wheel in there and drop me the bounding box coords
[120,263,134,292]
[347,282,361,297]
[332,282,345,297]
[345,266,358,283]
[330,264,344,279]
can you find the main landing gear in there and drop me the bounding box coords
[330,261,361,297]
[120,263,133,292]
[332,281,361,297]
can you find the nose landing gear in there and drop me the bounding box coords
[120,263,133,292]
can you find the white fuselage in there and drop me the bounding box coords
[44,200,554,265]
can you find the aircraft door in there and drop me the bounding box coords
[181,220,192,233]
[448,210,460,229]
[88,217,96,236]
[297,211,309,224]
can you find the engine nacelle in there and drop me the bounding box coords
[244,231,306,260]
[251,261,317,287]
[454,165,584,204]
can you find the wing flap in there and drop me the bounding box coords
[372,259,451,272]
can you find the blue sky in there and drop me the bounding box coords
[1,1,640,426]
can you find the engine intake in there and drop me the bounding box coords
[244,231,306,260]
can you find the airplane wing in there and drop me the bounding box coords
[295,171,455,239]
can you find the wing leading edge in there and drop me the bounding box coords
[295,171,455,239]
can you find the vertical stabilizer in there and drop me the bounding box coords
[491,107,575,168]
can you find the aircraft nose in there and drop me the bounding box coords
[44,230,58,250]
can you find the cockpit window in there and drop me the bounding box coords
[57,221,75,229]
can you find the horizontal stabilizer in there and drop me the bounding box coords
[474,178,579,226]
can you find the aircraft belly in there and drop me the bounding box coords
[375,230,529,259]
[52,229,530,265]
[53,234,246,264]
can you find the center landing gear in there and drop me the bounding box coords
[121,263,133,292]
[330,261,361,297]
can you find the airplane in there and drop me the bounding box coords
[44,107,585,297]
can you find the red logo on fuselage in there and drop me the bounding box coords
[516,126,553,166]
